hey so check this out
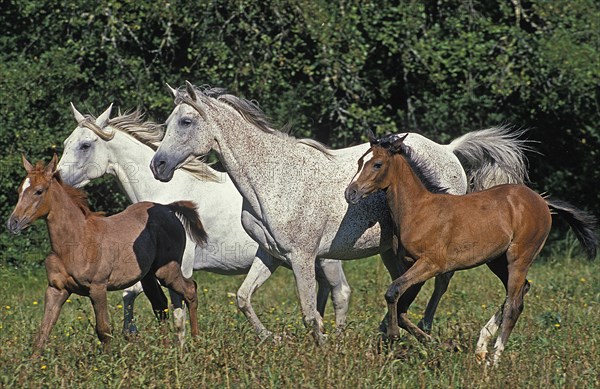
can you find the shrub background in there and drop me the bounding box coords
[1,0,598,266]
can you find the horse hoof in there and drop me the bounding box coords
[417,320,432,335]
[475,351,488,365]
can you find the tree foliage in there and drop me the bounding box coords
[1,0,598,266]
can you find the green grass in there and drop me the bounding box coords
[0,251,598,388]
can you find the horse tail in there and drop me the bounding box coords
[166,201,208,246]
[546,198,598,260]
[447,126,534,192]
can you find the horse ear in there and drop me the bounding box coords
[390,133,409,153]
[367,129,378,145]
[22,154,34,173]
[46,154,59,177]
[70,102,86,125]
[185,80,198,101]
[95,103,113,129]
[166,83,178,98]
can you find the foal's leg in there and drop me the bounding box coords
[236,248,281,341]
[380,250,428,339]
[385,257,440,341]
[490,270,531,366]
[316,258,351,331]
[475,256,509,363]
[154,262,199,343]
[169,240,195,344]
[168,289,186,344]
[418,271,454,333]
[89,285,112,349]
[33,285,70,355]
[122,282,143,335]
[140,275,169,322]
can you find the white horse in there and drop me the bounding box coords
[150,82,530,344]
[56,103,352,339]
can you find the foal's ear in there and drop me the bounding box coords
[70,102,86,125]
[390,133,409,153]
[367,129,378,145]
[46,154,59,177]
[166,83,178,98]
[95,103,113,129]
[185,80,198,101]
[22,154,34,173]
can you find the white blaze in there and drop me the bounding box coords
[19,178,31,197]
[349,152,373,185]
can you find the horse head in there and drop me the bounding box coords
[151,81,215,182]
[57,103,114,187]
[7,154,58,234]
[344,132,408,204]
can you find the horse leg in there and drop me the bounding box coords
[33,285,70,356]
[385,257,439,342]
[475,305,504,364]
[140,275,169,322]
[418,271,454,333]
[289,251,325,346]
[475,256,509,363]
[379,249,426,338]
[89,285,112,350]
[490,268,531,366]
[168,288,186,345]
[153,263,199,345]
[122,282,143,335]
[236,248,281,341]
[168,240,195,345]
[316,258,351,331]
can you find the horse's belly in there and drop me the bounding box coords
[193,241,259,275]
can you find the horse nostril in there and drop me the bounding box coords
[155,160,166,174]
[7,217,18,232]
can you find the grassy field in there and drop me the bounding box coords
[0,247,598,388]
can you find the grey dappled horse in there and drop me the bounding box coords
[150,82,530,344]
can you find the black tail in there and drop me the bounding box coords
[546,198,598,260]
[166,201,208,246]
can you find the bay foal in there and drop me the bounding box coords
[7,155,206,354]
[345,132,597,365]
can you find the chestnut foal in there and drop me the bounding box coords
[7,155,207,354]
[345,132,597,365]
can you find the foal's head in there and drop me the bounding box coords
[345,131,408,205]
[7,154,59,234]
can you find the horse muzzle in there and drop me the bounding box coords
[150,158,175,183]
[344,185,363,205]
[6,215,29,235]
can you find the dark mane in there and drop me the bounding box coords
[175,85,333,157]
[378,134,450,194]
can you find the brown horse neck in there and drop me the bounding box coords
[385,153,432,223]
[45,179,89,255]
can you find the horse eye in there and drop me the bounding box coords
[35,189,44,196]
[180,118,193,127]
[374,162,383,169]
[80,143,91,151]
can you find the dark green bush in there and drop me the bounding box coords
[1,0,598,266]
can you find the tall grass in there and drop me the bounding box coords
[0,249,598,388]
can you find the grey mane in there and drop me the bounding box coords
[82,110,219,182]
[378,134,450,194]
[175,86,334,157]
